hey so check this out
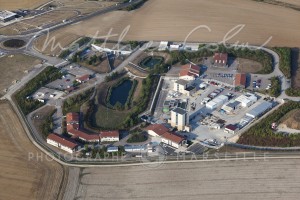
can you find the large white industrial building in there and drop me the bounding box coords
[235,93,257,107]
[206,95,229,110]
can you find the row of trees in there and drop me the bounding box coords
[40,109,57,138]
[273,47,292,78]
[15,66,62,115]
[122,75,158,128]
[237,101,300,147]
[105,71,124,82]
[269,76,281,97]
[63,88,94,115]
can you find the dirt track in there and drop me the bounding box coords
[34,0,300,56]
[0,101,65,200]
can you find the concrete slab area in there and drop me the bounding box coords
[69,159,300,200]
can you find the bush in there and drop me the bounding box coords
[40,109,57,138]
[286,88,300,97]
[63,89,94,114]
[238,101,300,147]
[273,47,292,78]
[269,76,281,97]
[127,132,147,143]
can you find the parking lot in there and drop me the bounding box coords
[32,87,64,102]
[62,64,95,78]
[46,74,76,90]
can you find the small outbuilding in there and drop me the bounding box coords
[224,124,238,134]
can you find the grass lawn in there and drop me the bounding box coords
[93,104,130,129]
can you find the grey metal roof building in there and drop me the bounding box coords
[246,101,273,119]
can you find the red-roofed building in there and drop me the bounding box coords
[47,133,78,153]
[66,113,79,125]
[179,64,200,81]
[146,124,169,137]
[213,53,228,67]
[68,129,100,143]
[224,124,238,134]
[100,131,120,142]
[67,124,79,132]
[161,132,186,148]
[234,73,247,88]
[76,74,90,83]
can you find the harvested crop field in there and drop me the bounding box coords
[65,159,300,200]
[34,0,300,55]
[0,102,65,200]
[0,54,41,96]
[0,0,49,9]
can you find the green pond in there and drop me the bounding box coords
[140,56,164,69]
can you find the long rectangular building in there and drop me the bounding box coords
[47,133,78,153]
[246,101,273,119]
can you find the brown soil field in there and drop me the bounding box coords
[281,109,300,130]
[0,54,41,96]
[0,0,49,9]
[237,58,263,73]
[34,0,300,56]
[0,101,65,200]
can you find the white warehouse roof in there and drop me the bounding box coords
[206,101,218,109]
[235,93,257,106]
[246,101,273,118]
